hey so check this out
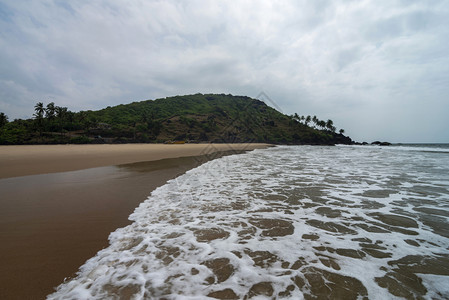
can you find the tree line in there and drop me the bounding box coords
[290,113,344,135]
[0,101,97,144]
[33,102,72,137]
[1,94,352,145]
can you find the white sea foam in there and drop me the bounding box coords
[338,143,449,153]
[48,145,449,299]
[419,274,449,299]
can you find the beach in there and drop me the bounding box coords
[0,143,269,299]
[0,143,269,179]
[48,144,449,299]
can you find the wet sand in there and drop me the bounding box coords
[0,144,270,299]
[0,143,269,179]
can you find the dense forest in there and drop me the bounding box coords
[0,93,352,145]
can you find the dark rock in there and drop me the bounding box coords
[371,141,391,146]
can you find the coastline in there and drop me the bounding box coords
[0,143,270,179]
[0,144,270,299]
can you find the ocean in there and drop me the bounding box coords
[48,144,449,299]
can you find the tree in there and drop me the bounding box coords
[55,106,67,119]
[305,115,311,126]
[34,102,45,138]
[78,111,87,123]
[141,112,149,124]
[0,112,8,127]
[55,106,68,135]
[317,120,326,130]
[312,115,318,128]
[66,111,75,129]
[34,102,44,119]
[293,113,300,121]
[46,102,56,120]
[326,119,334,132]
[339,129,345,135]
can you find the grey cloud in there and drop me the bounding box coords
[334,47,363,71]
[0,0,448,142]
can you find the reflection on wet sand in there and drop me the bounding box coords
[0,151,246,299]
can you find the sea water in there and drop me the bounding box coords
[48,145,449,299]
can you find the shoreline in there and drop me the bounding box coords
[0,144,270,299]
[0,143,271,179]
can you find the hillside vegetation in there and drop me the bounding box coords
[0,93,352,145]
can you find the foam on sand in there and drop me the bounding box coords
[48,145,449,299]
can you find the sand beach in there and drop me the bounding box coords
[0,143,270,179]
[0,143,269,299]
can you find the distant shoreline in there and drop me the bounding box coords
[0,143,271,179]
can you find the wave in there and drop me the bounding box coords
[48,146,449,299]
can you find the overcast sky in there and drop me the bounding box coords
[1,0,448,143]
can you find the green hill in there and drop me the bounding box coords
[0,93,352,145]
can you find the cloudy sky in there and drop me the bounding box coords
[1,0,448,142]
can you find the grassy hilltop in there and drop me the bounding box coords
[0,93,352,145]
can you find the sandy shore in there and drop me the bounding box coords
[0,143,270,179]
[0,144,270,299]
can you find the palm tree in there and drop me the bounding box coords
[312,116,318,128]
[55,106,68,136]
[34,102,45,139]
[326,119,334,132]
[339,129,345,135]
[291,113,299,122]
[305,115,311,126]
[34,102,44,119]
[317,120,326,130]
[0,112,8,127]
[45,102,56,119]
[55,106,67,119]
